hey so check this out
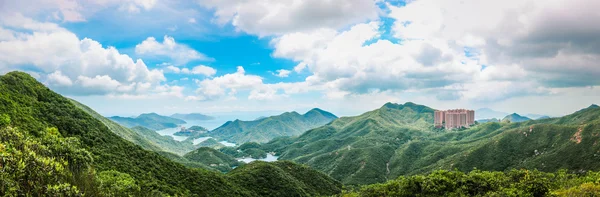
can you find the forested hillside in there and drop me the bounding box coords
[343,169,600,196]
[264,102,600,185]
[0,71,342,196]
[72,99,197,155]
[193,108,337,144]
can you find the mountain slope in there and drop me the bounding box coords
[0,71,342,196]
[264,102,600,185]
[197,108,337,144]
[227,161,342,197]
[171,113,215,120]
[71,100,197,155]
[184,147,243,172]
[109,113,186,130]
[502,113,532,123]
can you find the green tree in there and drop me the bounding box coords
[97,170,141,197]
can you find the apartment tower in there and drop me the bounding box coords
[434,109,475,129]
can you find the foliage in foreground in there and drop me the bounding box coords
[341,169,600,197]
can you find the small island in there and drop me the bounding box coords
[173,125,209,136]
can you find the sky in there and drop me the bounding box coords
[0,0,599,118]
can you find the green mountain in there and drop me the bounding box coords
[171,113,215,120]
[71,100,196,155]
[0,71,342,196]
[174,125,209,136]
[502,113,532,123]
[263,102,600,185]
[184,147,243,172]
[109,113,186,130]
[196,108,337,144]
[228,161,342,197]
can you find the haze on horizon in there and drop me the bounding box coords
[0,0,598,118]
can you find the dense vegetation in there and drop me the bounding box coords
[220,142,268,159]
[73,99,197,155]
[171,113,215,120]
[174,125,209,136]
[184,147,243,172]
[263,102,600,186]
[109,113,186,130]
[192,108,337,144]
[0,71,343,196]
[342,169,600,197]
[228,161,343,197]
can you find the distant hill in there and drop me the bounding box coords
[196,108,337,144]
[502,113,532,123]
[174,125,208,136]
[262,102,600,186]
[477,118,500,123]
[109,113,186,130]
[525,113,551,120]
[171,113,215,120]
[71,99,196,155]
[475,108,508,119]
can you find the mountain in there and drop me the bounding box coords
[174,125,209,136]
[71,99,197,155]
[171,113,215,120]
[262,102,600,186]
[502,113,532,123]
[109,113,186,130]
[196,108,338,144]
[525,113,550,120]
[0,71,342,196]
[475,108,509,120]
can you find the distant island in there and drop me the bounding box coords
[174,125,209,136]
[171,113,215,120]
[108,113,186,130]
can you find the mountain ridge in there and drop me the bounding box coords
[194,108,338,144]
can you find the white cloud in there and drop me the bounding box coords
[194,66,263,100]
[135,35,212,64]
[188,18,196,23]
[198,0,380,36]
[47,71,73,87]
[164,65,216,76]
[273,69,291,78]
[190,65,217,76]
[0,15,170,97]
[0,0,158,22]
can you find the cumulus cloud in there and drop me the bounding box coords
[273,69,291,78]
[193,66,263,100]
[135,35,212,64]
[198,0,380,36]
[0,15,174,97]
[389,0,600,89]
[0,0,158,22]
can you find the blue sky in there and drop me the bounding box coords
[0,0,599,118]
